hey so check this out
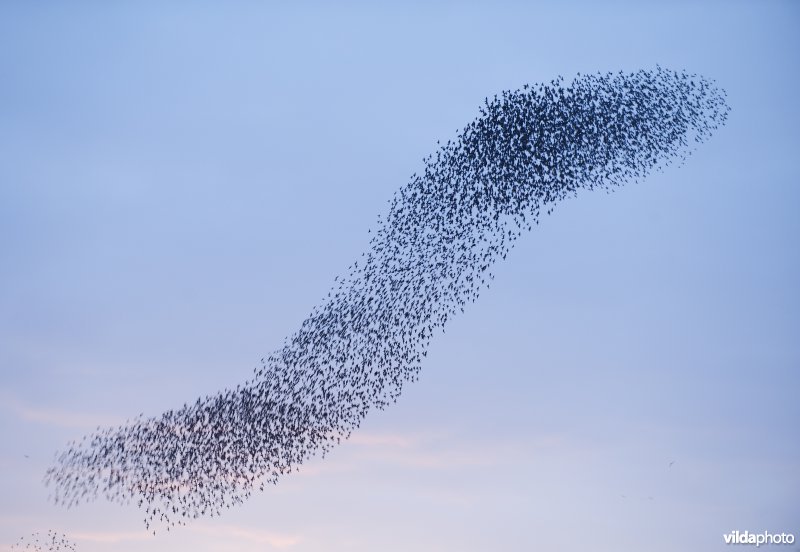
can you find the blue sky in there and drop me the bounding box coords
[0,2,798,551]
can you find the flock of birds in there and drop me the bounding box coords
[39,67,728,535]
[11,531,76,552]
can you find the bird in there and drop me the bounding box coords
[44,67,729,531]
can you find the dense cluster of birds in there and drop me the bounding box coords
[45,68,728,531]
[11,531,76,551]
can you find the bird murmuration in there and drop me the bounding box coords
[45,68,729,531]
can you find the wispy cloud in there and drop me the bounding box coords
[295,428,556,479]
[0,394,121,430]
[192,523,301,548]
[344,429,522,470]
[347,431,416,448]
[69,530,150,544]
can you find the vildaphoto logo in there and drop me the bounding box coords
[723,531,795,546]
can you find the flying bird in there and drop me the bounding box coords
[45,67,729,531]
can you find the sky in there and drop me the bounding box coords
[0,2,798,551]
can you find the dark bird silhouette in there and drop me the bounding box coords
[44,68,729,531]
